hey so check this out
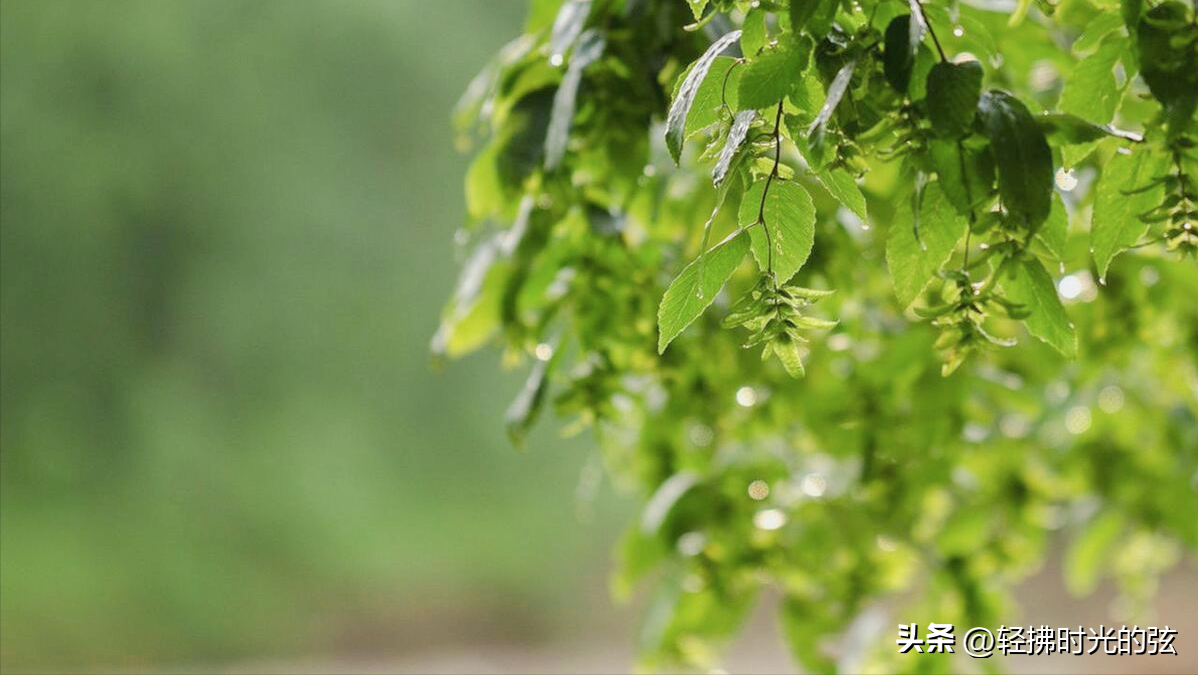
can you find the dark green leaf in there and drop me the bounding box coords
[883,15,914,93]
[928,138,995,216]
[976,90,1054,227]
[739,180,817,283]
[927,61,983,138]
[657,229,750,352]
[1003,257,1077,358]
[666,30,743,164]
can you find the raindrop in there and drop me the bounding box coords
[736,386,758,407]
[800,473,826,498]
[1055,168,1079,191]
[677,532,706,557]
[1065,406,1092,435]
[748,480,770,501]
[1098,385,1125,413]
[1057,274,1083,300]
[549,53,564,67]
[753,508,788,531]
[953,25,965,37]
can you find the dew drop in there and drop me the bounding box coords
[953,25,965,37]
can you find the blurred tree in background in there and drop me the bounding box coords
[1,1,627,671]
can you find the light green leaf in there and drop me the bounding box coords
[1059,37,1122,125]
[1072,12,1125,54]
[680,56,739,138]
[885,182,968,307]
[771,335,806,378]
[1037,192,1069,262]
[816,168,868,222]
[657,229,750,352]
[976,90,1054,227]
[738,43,809,110]
[741,7,767,57]
[666,30,742,164]
[1091,148,1171,278]
[1004,257,1077,358]
[926,61,983,138]
[739,180,817,283]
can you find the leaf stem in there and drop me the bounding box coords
[755,101,785,287]
[913,0,948,62]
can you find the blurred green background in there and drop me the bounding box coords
[0,1,631,671]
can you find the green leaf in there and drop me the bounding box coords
[432,236,512,358]
[544,31,606,169]
[1004,257,1077,358]
[885,182,968,307]
[815,168,868,222]
[926,61,983,138]
[771,334,806,378]
[549,0,592,59]
[685,0,708,21]
[739,180,817,283]
[1135,2,1198,137]
[657,229,750,352]
[505,355,551,445]
[741,7,767,57]
[928,138,995,216]
[738,42,809,110]
[790,0,831,34]
[679,56,739,138]
[1037,112,1143,145]
[1091,148,1171,278]
[976,90,1054,227]
[883,15,914,93]
[713,110,757,186]
[666,30,742,164]
[1037,192,1069,262]
[1072,12,1125,54]
[1059,37,1122,125]
[640,471,699,534]
[807,58,857,136]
